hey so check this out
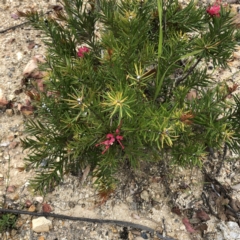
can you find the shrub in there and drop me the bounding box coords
[20,0,240,194]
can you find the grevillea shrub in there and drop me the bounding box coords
[19,0,240,194]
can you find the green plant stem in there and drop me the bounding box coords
[157,0,163,59]
[155,0,163,101]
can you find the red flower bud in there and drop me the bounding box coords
[206,4,220,17]
[77,46,90,58]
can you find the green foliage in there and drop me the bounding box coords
[20,0,240,194]
[0,213,17,233]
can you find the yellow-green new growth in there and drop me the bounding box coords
[102,90,135,123]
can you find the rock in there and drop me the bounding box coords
[34,196,44,203]
[231,183,240,191]
[5,109,13,117]
[20,214,31,220]
[0,87,4,100]
[134,237,145,240]
[7,94,15,101]
[10,229,17,237]
[140,190,150,202]
[0,142,10,147]
[23,181,30,188]
[7,185,16,193]
[0,88,8,109]
[141,232,149,239]
[3,231,10,240]
[131,230,141,236]
[217,221,240,240]
[17,52,23,61]
[28,205,36,212]
[23,59,38,77]
[126,195,133,203]
[25,200,32,207]
[15,164,25,172]
[32,217,52,233]
[111,226,118,233]
[38,236,45,240]
[42,203,52,213]
[15,219,24,228]
[128,231,134,240]
[12,193,19,201]
[131,213,141,220]
[3,154,10,160]
[23,55,46,77]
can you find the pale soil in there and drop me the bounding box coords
[0,1,240,240]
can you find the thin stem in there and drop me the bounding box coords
[175,58,202,86]
[157,0,163,58]
[155,0,164,101]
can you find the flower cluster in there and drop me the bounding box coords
[206,1,221,17]
[77,46,90,58]
[96,127,124,154]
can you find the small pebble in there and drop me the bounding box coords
[134,237,145,240]
[131,213,141,220]
[10,229,17,237]
[7,185,16,193]
[28,205,36,212]
[140,190,150,202]
[141,232,148,239]
[17,52,23,61]
[25,200,32,207]
[111,226,118,233]
[0,142,10,147]
[34,196,44,203]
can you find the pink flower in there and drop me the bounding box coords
[116,135,124,149]
[77,46,90,58]
[106,133,115,140]
[206,4,221,17]
[96,127,124,154]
